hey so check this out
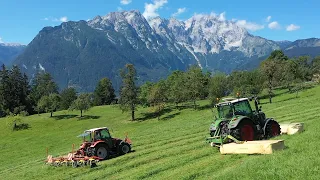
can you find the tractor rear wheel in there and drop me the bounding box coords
[264,120,281,139]
[118,142,131,155]
[94,144,109,160]
[231,119,257,141]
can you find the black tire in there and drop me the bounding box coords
[264,120,281,139]
[94,144,109,160]
[231,119,257,141]
[118,142,131,155]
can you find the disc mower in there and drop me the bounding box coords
[206,96,281,147]
[45,127,132,167]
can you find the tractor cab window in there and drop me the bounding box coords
[233,100,252,116]
[217,105,234,119]
[100,129,111,139]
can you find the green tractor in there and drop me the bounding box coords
[206,96,281,146]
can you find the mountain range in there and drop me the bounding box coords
[0,43,26,66]
[9,10,320,93]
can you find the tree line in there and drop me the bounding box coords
[0,64,117,118]
[118,50,320,120]
[0,50,319,120]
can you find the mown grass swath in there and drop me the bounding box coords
[0,84,320,179]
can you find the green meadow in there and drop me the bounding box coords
[1,85,320,180]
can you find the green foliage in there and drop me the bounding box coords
[260,50,288,103]
[5,114,22,130]
[37,93,61,117]
[312,56,320,74]
[93,77,116,106]
[30,72,59,106]
[5,113,29,131]
[69,93,93,117]
[118,64,139,121]
[138,81,154,107]
[0,65,31,116]
[59,87,77,110]
[147,80,168,120]
[166,70,187,106]
[229,70,265,97]
[185,65,207,109]
[208,72,229,105]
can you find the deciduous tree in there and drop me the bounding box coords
[118,64,139,121]
[37,93,61,117]
[69,93,92,117]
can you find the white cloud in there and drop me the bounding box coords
[236,20,264,31]
[286,24,300,31]
[117,6,123,11]
[0,37,3,43]
[143,0,168,20]
[120,0,132,5]
[268,21,281,29]
[172,7,186,17]
[266,16,271,22]
[59,16,68,22]
[42,16,68,22]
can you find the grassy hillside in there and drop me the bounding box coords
[1,85,320,180]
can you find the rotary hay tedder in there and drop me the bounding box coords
[45,127,132,168]
[45,144,101,168]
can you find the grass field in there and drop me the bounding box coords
[1,84,320,180]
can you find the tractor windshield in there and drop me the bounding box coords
[233,100,253,116]
[217,104,234,119]
[77,132,92,142]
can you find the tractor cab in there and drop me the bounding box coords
[78,127,112,143]
[216,98,254,120]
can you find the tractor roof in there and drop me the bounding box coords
[85,127,109,132]
[217,98,249,106]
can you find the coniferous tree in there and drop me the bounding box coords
[93,77,116,106]
[0,64,10,116]
[30,72,59,107]
[60,87,77,110]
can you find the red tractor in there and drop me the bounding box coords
[74,127,132,160]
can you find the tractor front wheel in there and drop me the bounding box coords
[94,144,109,160]
[264,120,281,139]
[118,142,131,155]
[231,119,256,141]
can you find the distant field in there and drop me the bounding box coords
[1,85,320,180]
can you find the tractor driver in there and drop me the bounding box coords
[225,107,234,118]
[94,131,101,140]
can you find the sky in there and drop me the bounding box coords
[0,0,319,45]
